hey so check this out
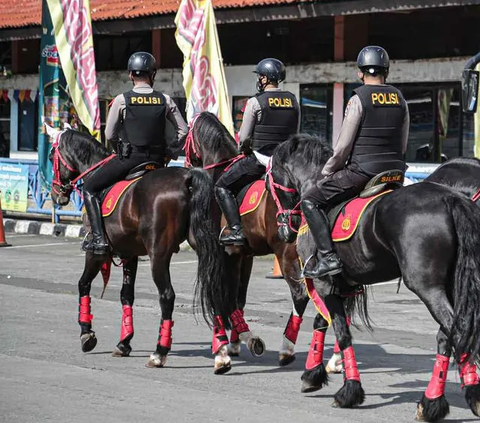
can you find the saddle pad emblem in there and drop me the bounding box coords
[341,215,351,232]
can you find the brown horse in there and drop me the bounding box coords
[184,112,311,369]
[47,125,233,373]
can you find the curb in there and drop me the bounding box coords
[3,218,191,251]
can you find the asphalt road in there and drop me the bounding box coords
[0,234,477,423]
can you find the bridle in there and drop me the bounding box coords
[266,162,302,233]
[50,131,115,197]
[183,116,245,171]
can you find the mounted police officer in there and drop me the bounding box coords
[82,51,188,256]
[215,58,300,245]
[302,45,410,278]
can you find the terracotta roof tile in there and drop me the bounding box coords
[0,0,318,29]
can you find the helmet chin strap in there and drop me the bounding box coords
[256,77,270,93]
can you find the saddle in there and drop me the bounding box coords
[100,161,162,217]
[299,170,405,242]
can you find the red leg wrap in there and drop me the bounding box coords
[78,296,93,324]
[284,313,303,344]
[306,330,325,370]
[230,328,239,344]
[459,353,480,388]
[343,346,361,382]
[157,320,174,349]
[230,309,250,335]
[120,305,134,342]
[212,315,229,354]
[425,354,450,399]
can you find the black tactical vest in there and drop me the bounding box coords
[350,84,406,176]
[122,90,167,153]
[252,91,299,155]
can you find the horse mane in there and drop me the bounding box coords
[274,133,333,168]
[61,129,109,164]
[427,156,480,198]
[194,112,238,156]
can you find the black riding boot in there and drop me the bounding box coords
[83,191,109,255]
[214,187,245,245]
[301,199,342,278]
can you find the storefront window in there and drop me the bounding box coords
[0,97,10,157]
[18,98,38,152]
[299,84,333,143]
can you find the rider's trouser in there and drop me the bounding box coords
[82,151,163,251]
[301,168,370,209]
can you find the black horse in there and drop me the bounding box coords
[184,112,310,368]
[426,157,480,203]
[47,125,233,373]
[269,134,480,422]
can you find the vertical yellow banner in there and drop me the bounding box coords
[175,0,234,135]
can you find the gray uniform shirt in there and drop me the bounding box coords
[105,82,188,159]
[322,93,410,176]
[238,87,300,153]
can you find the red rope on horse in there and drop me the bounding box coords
[51,130,115,197]
[266,165,302,233]
[472,188,480,203]
[183,115,201,167]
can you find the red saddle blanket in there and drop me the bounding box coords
[101,178,141,217]
[299,190,392,242]
[239,180,266,216]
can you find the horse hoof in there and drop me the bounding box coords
[112,343,132,357]
[333,380,365,408]
[145,353,167,368]
[228,341,241,357]
[279,353,296,367]
[301,364,328,393]
[416,394,450,422]
[80,332,97,353]
[464,384,480,417]
[214,363,232,375]
[248,337,265,357]
[326,353,343,374]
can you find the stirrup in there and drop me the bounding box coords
[218,225,245,246]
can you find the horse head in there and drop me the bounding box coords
[45,123,78,206]
[269,133,333,243]
[184,112,237,168]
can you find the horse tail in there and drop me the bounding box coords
[186,168,233,329]
[447,195,480,362]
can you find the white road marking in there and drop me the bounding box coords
[139,260,197,267]
[5,242,76,249]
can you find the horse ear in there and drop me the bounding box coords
[63,122,72,130]
[44,122,61,143]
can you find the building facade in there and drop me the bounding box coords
[0,0,479,164]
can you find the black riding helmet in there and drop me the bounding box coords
[253,58,286,91]
[127,52,157,77]
[357,46,389,77]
